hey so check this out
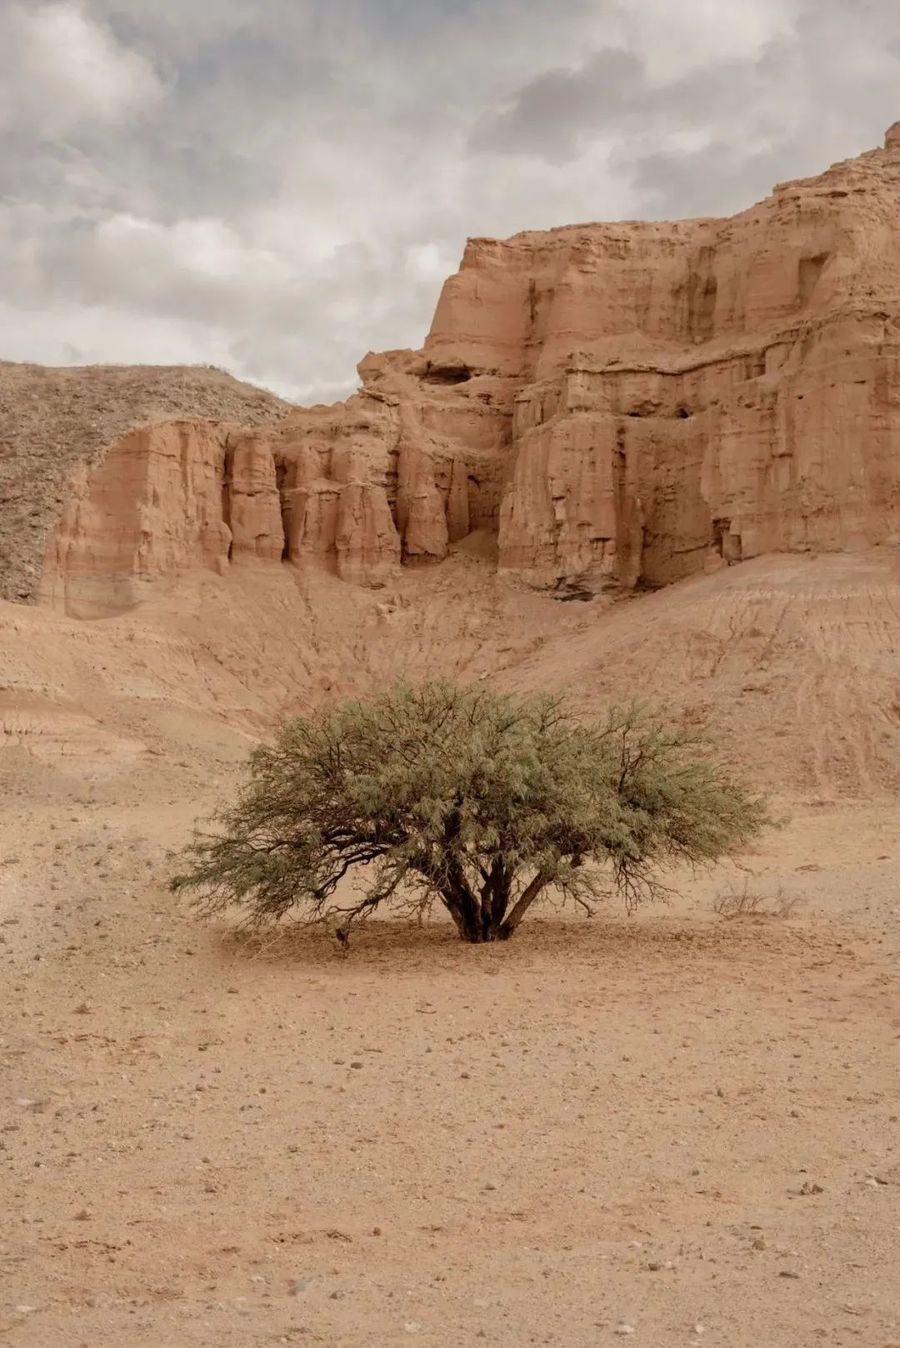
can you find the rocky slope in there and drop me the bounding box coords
[0,362,292,604]
[5,546,900,798]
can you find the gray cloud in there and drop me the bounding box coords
[0,0,899,401]
[469,49,645,161]
[469,1,900,218]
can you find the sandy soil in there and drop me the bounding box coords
[2,776,899,1347]
[2,553,900,1346]
[7,548,900,797]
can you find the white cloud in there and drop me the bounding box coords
[622,0,791,78]
[0,298,234,372]
[405,243,452,284]
[92,213,290,293]
[2,1,162,134]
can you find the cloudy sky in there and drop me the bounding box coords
[1,0,899,402]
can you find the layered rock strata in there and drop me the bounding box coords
[0,362,291,604]
[36,126,900,614]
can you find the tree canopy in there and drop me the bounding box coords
[171,680,769,943]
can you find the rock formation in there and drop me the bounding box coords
[0,362,292,605]
[27,127,900,614]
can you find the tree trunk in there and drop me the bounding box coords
[496,872,548,939]
[455,899,499,943]
[440,868,546,942]
[458,917,495,943]
[442,886,504,942]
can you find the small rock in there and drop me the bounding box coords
[73,1003,91,1015]
[349,1062,363,1070]
[74,1208,92,1221]
[404,1323,422,1334]
[615,1325,636,1336]
[779,1270,800,1279]
[15,1306,37,1315]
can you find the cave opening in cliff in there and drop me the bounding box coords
[423,361,472,385]
[553,577,595,603]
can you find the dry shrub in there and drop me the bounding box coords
[713,876,801,919]
[172,679,771,944]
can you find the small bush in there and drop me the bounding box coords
[713,877,800,919]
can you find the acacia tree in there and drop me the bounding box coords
[171,680,768,943]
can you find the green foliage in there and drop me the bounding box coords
[171,680,769,943]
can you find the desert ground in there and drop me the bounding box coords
[2,550,900,1346]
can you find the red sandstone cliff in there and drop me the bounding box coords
[33,125,900,616]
